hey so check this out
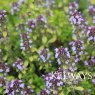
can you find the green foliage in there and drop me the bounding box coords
[0,0,95,95]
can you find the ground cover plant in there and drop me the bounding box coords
[0,0,95,95]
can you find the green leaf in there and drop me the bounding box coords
[3,32,7,38]
[24,60,29,67]
[42,36,47,44]
[82,80,92,90]
[73,86,84,91]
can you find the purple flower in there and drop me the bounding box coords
[40,89,48,95]
[21,86,34,95]
[0,10,6,26]
[36,15,47,28]
[41,68,65,94]
[38,48,51,63]
[16,23,25,31]
[69,40,85,62]
[69,40,84,54]
[86,26,95,42]
[43,68,64,88]
[88,5,95,16]
[84,56,95,66]
[69,2,79,14]
[0,77,6,87]
[25,19,36,32]
[0,63,10,73]
[10,2,20,15]
[36,15,47,23]
[5,80,24,95]
[18,0,26,6]
[69,11,86,26]
[55,47,70,64]
[28,19,35,29]
[13,58,25,71]
[92,79,95,84]
[20,32,32,50]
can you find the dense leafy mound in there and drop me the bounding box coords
[0,0,95,95]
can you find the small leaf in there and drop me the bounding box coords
[29,79,32,84]
[7,76,14,81]
[59,91,64,95]
[74,86,84,91]
[42,36,47,44]
[0,88,3,94]
[48,35,56,43]
[39,66,43,70]
[22,70,26,74]
[3,55,8,61]
[3,32,7,37]
[82,80,92,90]
[24,60,29,67]
[29,56,33,62]
[18,73,22,79]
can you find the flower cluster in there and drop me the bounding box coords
[20,32,32,51]
[38,48,51,63]
[10,0,26,15]
[25,19,35,32]
[10,2,20,15]
[84,56,95,66]
[69,40,85,62]
[0,10,6,26]
[55,47,70,64]
[86,26,95,43]
[16,23,25,31]
[25,15,47,32]
[88,5,95,24]
[18,0,26,6]
[0,63,10,74]
[0,77,6,87]
[69,11,86,26]
[4,79,34,95]
[13,58,25,71]
[21,86,34,95]
[42,68,64,94]
[36,15,47,27]
[88,5,95,16]
[69,40,85,54]
[68,62,77,72]
[40,89,48,95]
[69,2,78,14]
[40,67,84,94]
[37,15,47,23]
[45,0,56,9]
[68,2,88,64]
[5,79,24,95]
[68,2,88,40]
